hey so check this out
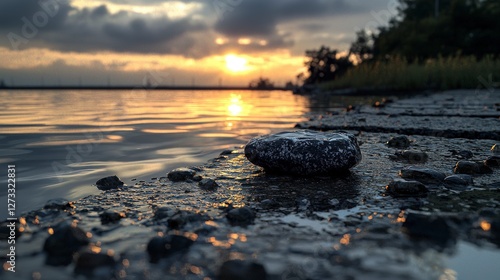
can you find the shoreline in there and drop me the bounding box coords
[1,89,500,279]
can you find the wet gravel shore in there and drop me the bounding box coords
[1,89,500,279]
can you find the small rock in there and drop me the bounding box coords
[74,252,116,276]
[167,168,196,182]
[386,179,428,197]
[193,175,203,182]
[453,161,493,175]
[96,175,124,191]
[44,198,73,210]
[402,213,456,244]
[450,149,474,159]
[227,207,256,226]
[219,260,268,280]
[43,223,90,266]
[220,149,234,155]
[100,211,125,224]
[492,144,499,154]
[153,207,175,220]
[485,156,500,167]
[260,199,279,209]
[393,150,428,163]
[147,235,194,263]
[244,130,362,175]
[399,166,446,185]
[167,211,209,229]
[387,136,410,148]
[444,174,473,190]
[198,178,219,191]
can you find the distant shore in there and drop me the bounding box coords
[0,85,288,91]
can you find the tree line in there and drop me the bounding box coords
[303,0,500,85]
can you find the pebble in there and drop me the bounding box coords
[492,144,499,154]
[453,161,493,175]
[444,174,473,190]
[74,252,116,277]
[227,207,256,226]
[386,179,428,197]
[43,223,90,265]
[167,168,196,182]
[402,213,456,244]
[96,175,124,191]
[44,198,73,210]
[393,150,428,163]
[387,136,410,148]
[485,156,500,167]
[147,235,194,263]
[100,210,126,224]
[153,207,175,220]
[244,130,362,175]
[198,178,219,191]
[399,166,446,185]
[218,260,268,280]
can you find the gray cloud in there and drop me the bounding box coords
[0,0,393,58]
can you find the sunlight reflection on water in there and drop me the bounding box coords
[0,90,314,217]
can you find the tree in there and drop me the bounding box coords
[372,0,500,61]
[303,46,353,84]
[350,30,374,63]
[249,77,274,89]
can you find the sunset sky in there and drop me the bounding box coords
[0,0,395,86]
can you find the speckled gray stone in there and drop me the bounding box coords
[399,166,446,185]
[244,130,361,175]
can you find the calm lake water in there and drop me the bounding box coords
[0,89,379,218]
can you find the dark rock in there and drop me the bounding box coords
[386,179,428,197]
[387,136,410,148]
[485,156,500,167]
[220,149,234,155]
[402,213,456,244]
[444,174,473,190]
[193,175,203,182]
[43,223,90,266]
[44,198,73,210]
[96,175,124,191]
[227,207,256,226]
[74,252,116,276]
[153,207,175,220]
[244,130,362,176]
[393,150,428,163]
[492,144,499,154]
[167,168,196,182]
[260,199,280,209]
[219,260,268,280]
[100,210,125,224]
[453,161,493,175]
[450,149,474,159]
[167,211,209,229]
[146,235,194,263]
[399,166,446,185]
[198,178,219,190]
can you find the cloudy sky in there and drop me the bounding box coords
[0,0,397,86]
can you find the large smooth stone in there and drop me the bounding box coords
[244,130,362,175]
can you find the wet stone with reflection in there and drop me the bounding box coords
[244,130,362,175]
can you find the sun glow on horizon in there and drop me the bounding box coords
[224,54,248,73]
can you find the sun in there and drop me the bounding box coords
[224,54,248,72]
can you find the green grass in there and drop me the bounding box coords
[322,56,500,91]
